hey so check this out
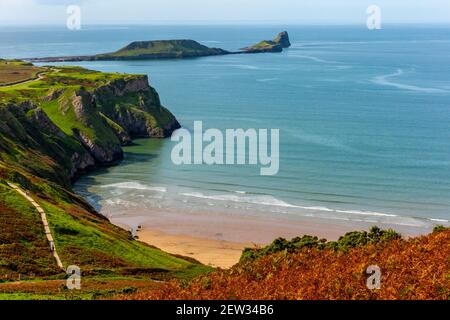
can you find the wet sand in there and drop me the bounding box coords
[109,208,431,268]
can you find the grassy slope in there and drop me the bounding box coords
[97,40,227,58]
[251,41,277,49]
[0,176,209,276]
[0,61,211,299]
[0,60,44,85]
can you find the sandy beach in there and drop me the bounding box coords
[109,208,432,268]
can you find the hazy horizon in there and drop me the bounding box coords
[1,0,449,26]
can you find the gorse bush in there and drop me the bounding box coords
[433,225,448,233]
[327,226,401,251]
[240,226,401,263]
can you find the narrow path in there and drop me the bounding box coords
[6,182,64,270]
[0,70,47,88]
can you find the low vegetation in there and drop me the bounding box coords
[0,60,45,86]
[120,227,450,300]
[240,226,401,263]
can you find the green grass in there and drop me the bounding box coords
[251,41,276,49]
[42,200,195,271]
[0,293,64,300]
[0,183,59,277]
[0,60,210,290]
[97,40,226,58]
[240,226,402,263]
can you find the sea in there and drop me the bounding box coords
[1,24,450,230]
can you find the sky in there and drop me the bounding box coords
[0,0,449,25]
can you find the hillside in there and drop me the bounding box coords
[96,39,229,60]
[29,40,230,63]
[0,60,209,289]
[121,227,450,300]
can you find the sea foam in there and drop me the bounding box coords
[100,182,167,193]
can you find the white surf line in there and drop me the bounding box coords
[7,182,64,270]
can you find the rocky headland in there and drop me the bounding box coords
[240,31,291,53]
[28,32,291,63]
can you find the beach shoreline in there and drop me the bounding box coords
[108,207,433,268]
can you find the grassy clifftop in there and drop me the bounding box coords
[96,39,229,60]
[240,31,291,53]
[0,61,207,287]
[0,64,180,184]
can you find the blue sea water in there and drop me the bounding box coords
[1,24,450,229]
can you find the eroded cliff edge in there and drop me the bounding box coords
[0,65,180,186]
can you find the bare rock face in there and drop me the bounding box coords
[0,73,180,184]
[123,78,148,93]
[43,88,64,101]
[70,151,96,178]
[75,130,123,164]
[274,31,291,48]
[72,89,94,120]
[93,76,180,139]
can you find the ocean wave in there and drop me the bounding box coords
[228,64,260,70]
[105,198,138,207]
[285,128,355,152]
[180,192,297,208]
[180,191,401,218]
[334,209,397,217]
[372,69,449,94]
[288,54,341,64]
[100,182,167,193]
[197,63,259,70]
[257,78,278,82]
[428,218,449,223]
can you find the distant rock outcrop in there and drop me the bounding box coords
[30,40,230,62]
[240,31,291,53]
[28,32,292,62]
[274,31,291,48]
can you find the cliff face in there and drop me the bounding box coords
[0,66,180,185]
[274,31,291,48]
[94,75,180,138]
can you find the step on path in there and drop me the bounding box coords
[7,182,64,270]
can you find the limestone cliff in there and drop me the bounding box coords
[0,65,180,185]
